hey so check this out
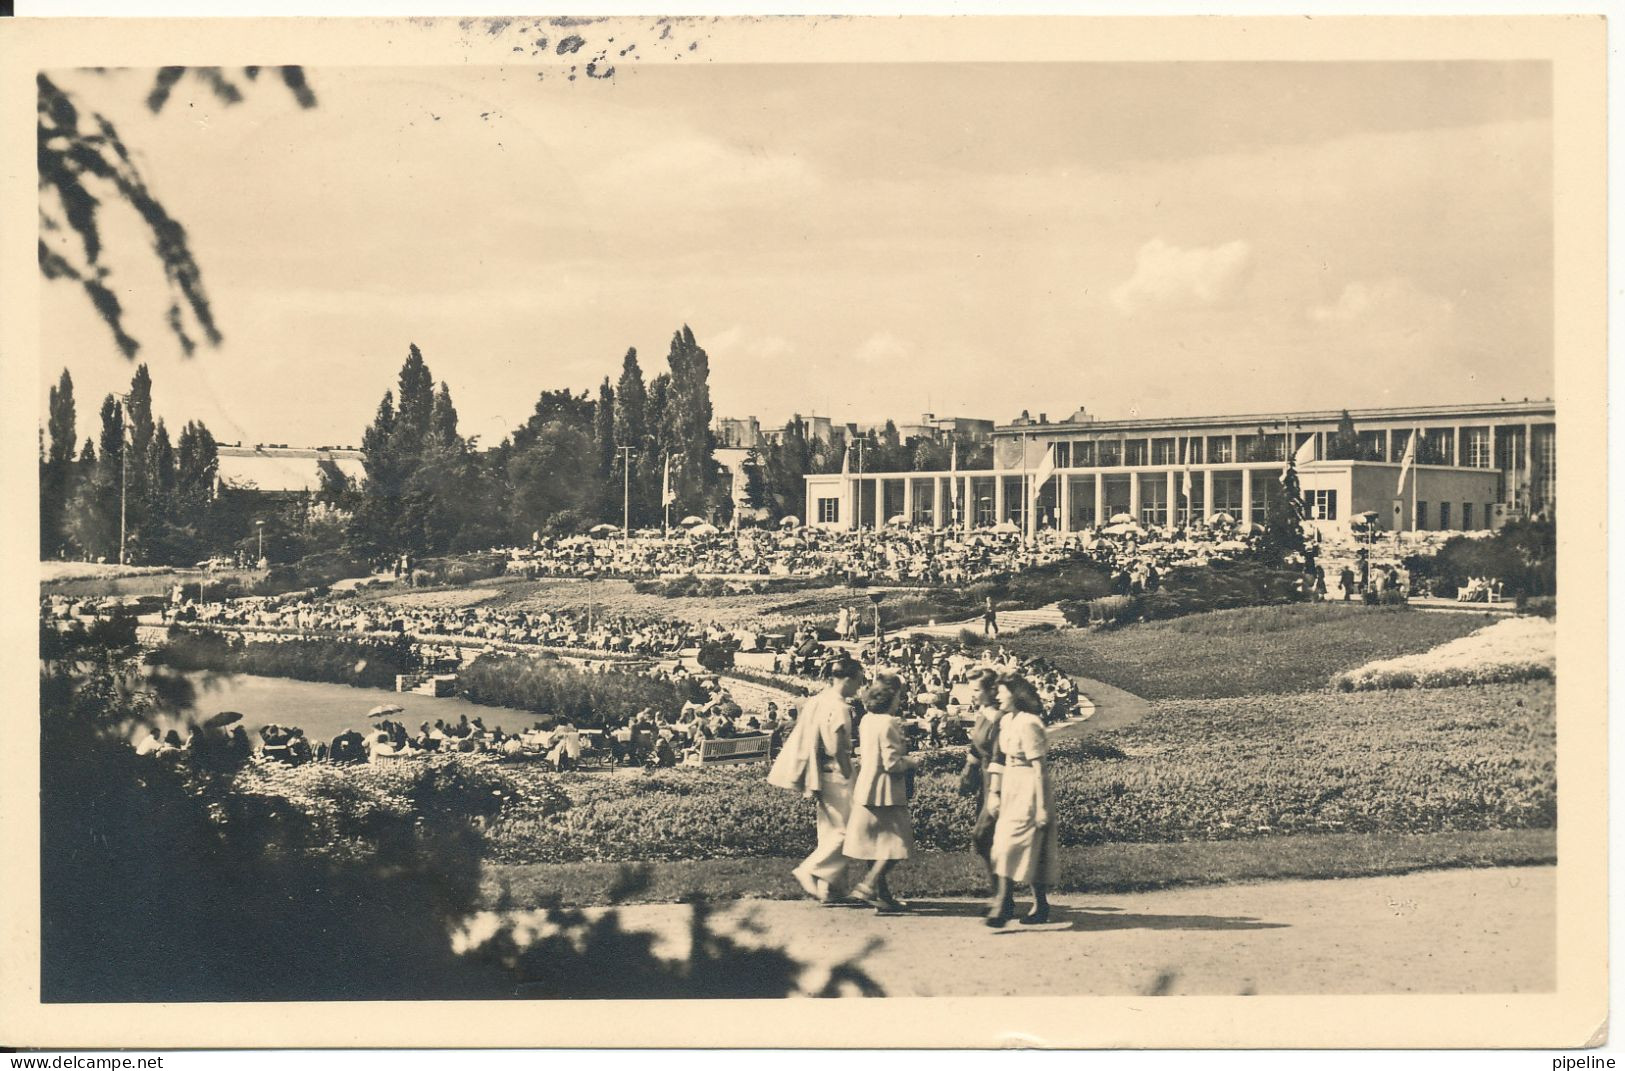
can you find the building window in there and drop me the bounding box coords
[1211,473,1243,515]
[1494,426,1526,474]
[1067,475,1095,529]
[1464,427,1492,468]
[1439,501,1452,529]
[1357,430,1387,461]
[1151,438,1177,465]
[817,497,840,525]
[1208,436,1234,464]
[1532,425,1556,513]
[1125,439,1149,466]
[1072,440,1095,467]
[1053,441,1071,469]
[1098,440,1121,467]
[1185,437,1204,464]
[1250,474,1272,520]
[1310,489,1338,521]
[1416,501,1428,529]
[1182,471,1204,524]
[1139,474,1168,526]
[1421,428,1454,466]
[1462,502,1473,530]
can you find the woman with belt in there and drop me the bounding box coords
[846,672,922,913]
[986,672,1060,927]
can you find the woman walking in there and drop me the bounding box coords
[846,672,922,913]
[986,673,1060,927]
[958,668,1005,897]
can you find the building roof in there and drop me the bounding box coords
[216,446,366,494]
[995,399,1556,437]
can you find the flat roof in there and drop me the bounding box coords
[996,399,1556,437]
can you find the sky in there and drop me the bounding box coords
[40,59,1555,450]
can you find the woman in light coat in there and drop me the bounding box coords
[986,673,1060,927]
[846,672,921,913]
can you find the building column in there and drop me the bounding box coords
[1093,474,1105,530]
[1166,470,1178,527]
[963,477,973,533]
[1240,468,1253,526]
[847,476,859,531]
[1129,473,1141,523]
[901,477,913,526]
[993,475,1005,524]
[932,477,945,530]
[1452,425,1462,468]
[1524,422,1534,512]
[1203,468,1215,522]
[1384,427,1393,464]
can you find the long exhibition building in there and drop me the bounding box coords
[803,399,1556,536]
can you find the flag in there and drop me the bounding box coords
[1031,443,1056,490]
[1294,433,1317,467]
[1395,429,1417,496]
[949,440,960,512]
[662,455,675,506]
[1178,435,1191,499]
[840,442,850,476]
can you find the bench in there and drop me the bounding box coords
[683,733,773,766]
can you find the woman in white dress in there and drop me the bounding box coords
[986,673,1060,927]
[846,672,921,913]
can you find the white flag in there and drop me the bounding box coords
[1031,443,1056,490]
[1294,433,1317,467]
[840,442,850,476]
[662,455,676,506]
[1395,430,1417,496]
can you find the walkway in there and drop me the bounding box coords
[903,602,1070,639]
[592,865,1554,997]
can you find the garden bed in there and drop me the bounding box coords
[1331,616,1555,691]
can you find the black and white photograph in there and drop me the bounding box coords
[1,10,1609,1054]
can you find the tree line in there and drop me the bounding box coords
[42,325,1001,567]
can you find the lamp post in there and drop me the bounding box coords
[254,519,265,564]
[617,445,636,540]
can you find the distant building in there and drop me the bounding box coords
[714,416,763,449]
[806,399,1556,535]
[215,445,366,498]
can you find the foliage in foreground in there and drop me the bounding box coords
[232,679,1558,867]
[457,651,696,728]
[42,651,877,1000]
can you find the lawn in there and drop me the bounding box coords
[1006,603,1497,698]
[242,678,1553,867]
[483,828,1556,907]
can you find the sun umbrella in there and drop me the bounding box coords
[778,515,801,527]
[992,521,1021,534]
[368,703,405,719]
[1207,513,1235,525]
[688,522,720,537]
[888,515,911,527]
[1103,522,1143,535]
[202,710,243,729]
[678,515,706,527]
[1108,512,1136,525]
[588,523,619,535]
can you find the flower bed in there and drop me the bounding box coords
[1331,616,1555,692]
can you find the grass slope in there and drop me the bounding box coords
[1007,603,1496,698]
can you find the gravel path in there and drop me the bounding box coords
[596,866,1554,996]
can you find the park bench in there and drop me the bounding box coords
[682,733,773,766]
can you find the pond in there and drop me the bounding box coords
[144,670,536,744]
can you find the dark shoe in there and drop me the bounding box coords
[879,891,910,912]
[1020,904,1051,926]
[985,901,1015,929]
[853,883,892,913]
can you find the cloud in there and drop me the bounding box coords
[852,331,913,366]
[1309,277,1457,327]
[1109,238,1253,315]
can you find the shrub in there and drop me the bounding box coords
[457,653,686,728]
[1403,519,1556,599]
[1084,594,1140,629]
[151,627,418,690]
[696,641,735,671]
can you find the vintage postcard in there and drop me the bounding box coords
[0,11,1607,1052]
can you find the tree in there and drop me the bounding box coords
[661,326,718,515]
[508,422,604,537]
[594,376,618,516]
[41,369,77,557]
[430,381,460,445]
[1256,459,1308,565]
[1326,410,1360,461]
[38,68,315,359]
